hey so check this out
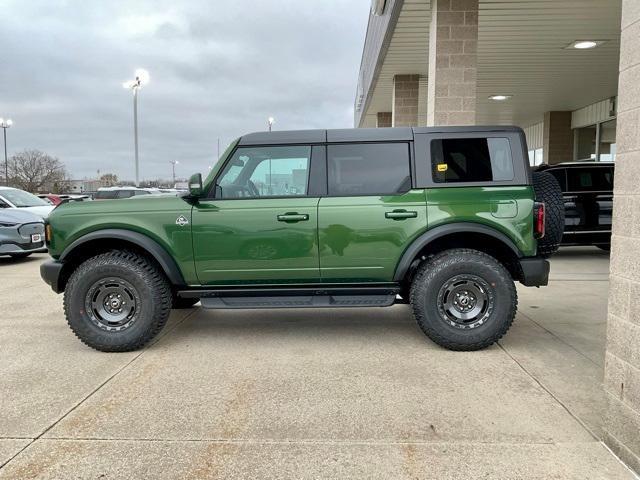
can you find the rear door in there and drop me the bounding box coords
[318,142,427,282]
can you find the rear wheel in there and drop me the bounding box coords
[410,248,517,351]
[63,250,172,352]
[532,171,564,257]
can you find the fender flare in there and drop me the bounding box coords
[60,229,186,286]
[393,223,523,282]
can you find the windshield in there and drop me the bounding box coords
[0,189,50,207]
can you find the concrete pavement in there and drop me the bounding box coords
[0,248,636,479]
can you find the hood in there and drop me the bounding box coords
[15,205,55,219]
[0,208,44,225]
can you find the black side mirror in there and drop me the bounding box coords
[188,173,203,197]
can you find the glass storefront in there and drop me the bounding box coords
[573,119,616,162]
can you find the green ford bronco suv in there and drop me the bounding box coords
[41,126,563,352]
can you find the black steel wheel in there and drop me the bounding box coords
[64,250,172,352]
[410,248,517,351]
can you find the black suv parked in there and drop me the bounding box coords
[536,162,613,250]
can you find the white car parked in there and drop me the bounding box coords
[0,187,55,219]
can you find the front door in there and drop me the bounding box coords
[193,145,320,285]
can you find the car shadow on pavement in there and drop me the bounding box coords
[0,255,42,265]
[157,304,446,349]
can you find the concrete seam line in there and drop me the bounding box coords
[600,439,640,480]
[0,308,198,471]
[517,310,602,368]
[31,437,602,446]
[496,342,599,442]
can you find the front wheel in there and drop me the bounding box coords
[410,249,517,351]
[63,250,172,352]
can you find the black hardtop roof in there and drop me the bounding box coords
[238,126,524,146]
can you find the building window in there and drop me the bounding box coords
[573,119,616,162]
[528,148,543,166]
[599,119,616,162]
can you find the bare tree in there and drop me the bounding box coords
[8,150,68,193]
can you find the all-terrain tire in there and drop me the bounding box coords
[410,248,517,351]
[63,250,172,352]
[532,171,564,257]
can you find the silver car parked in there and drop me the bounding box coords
[0,209,47,258]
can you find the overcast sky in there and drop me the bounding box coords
[0,0,370,181]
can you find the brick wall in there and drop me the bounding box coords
[392,75,419,126]
[603,0,640,472]
[426,0,478,126]
[543,111,574,164]
[376,112,392,128]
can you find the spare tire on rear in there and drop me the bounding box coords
[532,171,564,258]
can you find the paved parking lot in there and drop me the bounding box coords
[0,248,636,479]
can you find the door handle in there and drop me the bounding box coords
[385,210,418,220]
[277,212,309,222]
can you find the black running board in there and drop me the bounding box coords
[200,294,396,309]
[177,284,401,309]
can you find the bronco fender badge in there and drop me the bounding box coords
[176,215,189,226]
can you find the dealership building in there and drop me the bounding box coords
[354,0,640,471]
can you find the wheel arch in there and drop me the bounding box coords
[394,223,524,284]
[58,229,186,291]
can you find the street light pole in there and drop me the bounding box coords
[0,118,12,186]
[123,69,150,187]
[133,87,139,187]
[170,160,179,186]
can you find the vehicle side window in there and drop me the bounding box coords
[116,190,135,199]
[431,137,514,183]
[133,190,150,196]
[567,167,614,192]
[95,191,116,199]
[327,143,411,196]
[548,169,567,191]
[217,145,311,199]
[0,198,8,208]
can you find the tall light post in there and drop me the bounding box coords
[268,116,274,132]
[123,69,150,187]
[0,118,12,186]
[170,160,179,187]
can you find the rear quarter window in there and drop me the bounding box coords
[431,137,514,183]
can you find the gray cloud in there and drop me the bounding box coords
[0,0,369,182]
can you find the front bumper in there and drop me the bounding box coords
[40,260,64,293]
[519,257,550,287]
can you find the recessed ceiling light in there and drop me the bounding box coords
[489,95,512,101]
[565,40,605,50]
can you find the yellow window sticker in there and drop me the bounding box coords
[437,163,448,172]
